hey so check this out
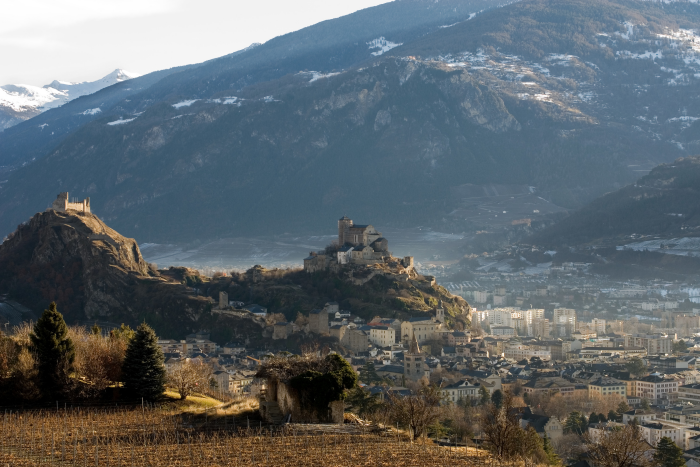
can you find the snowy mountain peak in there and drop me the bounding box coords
[0,69,140,130]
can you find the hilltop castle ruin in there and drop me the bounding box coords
[49,192,91,214]
[304,216,415,280]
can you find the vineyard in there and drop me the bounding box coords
[0,405,498,467]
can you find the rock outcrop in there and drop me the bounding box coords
[0,209,211,333]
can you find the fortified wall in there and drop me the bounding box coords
[49,192,91,213]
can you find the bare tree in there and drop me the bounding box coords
[167,358,213,400]
[387,383,443,439]
[584,423,653,467]
[480,390,525,460]
[71,327,128,397]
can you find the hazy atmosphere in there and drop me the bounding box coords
[1,0,700,464]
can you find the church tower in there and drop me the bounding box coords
[338,216,352,246]
[435,299,445,323]
[404,334,426,382]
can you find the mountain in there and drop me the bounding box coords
[0,208,214,335]
[0,69,139,131]
[529,155,700,247]
[3,0,700,243]
[0,0,503,171]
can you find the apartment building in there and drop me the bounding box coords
[624,334,673,355]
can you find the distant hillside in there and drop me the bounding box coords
[4,0,700,242]
[530,156,700,246]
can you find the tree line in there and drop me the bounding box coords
[0,302,211,404]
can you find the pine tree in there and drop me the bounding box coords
[491,389,504,408]
[589,412,600,424]
[542,434,561,465]
[122,323,165,401]
[359,361,381,384]
[30,302,75,398]
[479,385,491,405]
[654,437,686,467]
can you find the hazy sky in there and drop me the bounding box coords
[0,0,392,86]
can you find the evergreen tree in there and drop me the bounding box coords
[122,323,165,401]
[479,385,491,405]
[542,434,561,465]
[616,400,631,417]
[641,398,651,411]
[608,409,620,422]
[589,412,600,424]
[598,413,607,422]
[564,412,588,435]
[653,437,686,467]
[491,389,504,408]
[30,302,75,398]
[358,361,381,384]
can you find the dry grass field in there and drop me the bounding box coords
[0,404,499,467]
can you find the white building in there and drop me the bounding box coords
[504,344,552,361]
[491,325,516,337]
[369,326,395,348]
[441,380,479,403]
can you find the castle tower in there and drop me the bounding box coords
[338,216,353,246]
[435,299,445,324]
[404,333,425,382]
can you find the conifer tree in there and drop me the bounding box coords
[491,389,504,408]
[30,302,75,398]
[122,323,165,401]
[479,385,491,405]
[654,437,686,467]
[542,434,561,465]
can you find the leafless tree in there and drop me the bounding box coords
[480,390,526,460]
[387,383,444,439]
[584,423,653,467]
[71,327,127,397]
[167,358,213,400]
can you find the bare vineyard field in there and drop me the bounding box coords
[0,406,495,467]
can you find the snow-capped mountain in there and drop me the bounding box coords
[0,69,139,131]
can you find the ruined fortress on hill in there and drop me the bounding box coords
[304,216,423,284]
[49,192,91,214]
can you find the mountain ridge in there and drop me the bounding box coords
[0,69,139,131]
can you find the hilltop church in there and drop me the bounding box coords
[304,216,414,274]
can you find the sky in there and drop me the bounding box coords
[0,0,392,86]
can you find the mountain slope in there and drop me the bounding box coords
[530,155,700,246]
[0,69,139,131]
[0,0,505,171]
[3,0,700,242]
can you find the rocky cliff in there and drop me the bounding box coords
[0,209,212,334]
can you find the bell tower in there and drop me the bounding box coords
[435,299,445,323]
[338,216,352,246]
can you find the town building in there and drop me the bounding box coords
[308,309,329,335]
[404,334,429,382]
[369,326,395,348]
[588,377,627,399]
[625,334,673,355]
[441,380,479,403]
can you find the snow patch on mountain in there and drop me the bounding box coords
[367,37,403,56]
[172,100,199,109]
[82,108,101,116]
[107,117,136,126]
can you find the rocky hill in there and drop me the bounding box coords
[3,0,700,243]
[0,208,471,345]
[0,209,212,335]
[529,155,700,247]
